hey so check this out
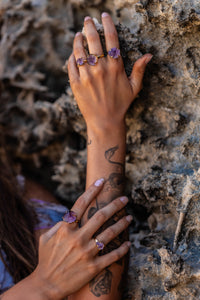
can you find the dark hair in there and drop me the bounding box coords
[0,134,37,283]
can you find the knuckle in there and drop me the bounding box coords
[82,248,91,261]
[96,210,107,222]
[82,73,92,85]
[107,30,117,41]
[89,262,99,275]
[88,32,98,43]
[107,227,116,239]
[77,194,87,208]
[93,65,104,77]
[113,250,121,261]
[57,222,69,237]
[109,61,119,73]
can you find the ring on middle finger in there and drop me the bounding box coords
[76,54,104,67]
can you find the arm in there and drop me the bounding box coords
[68,12,152,300]
[2,182,130,300]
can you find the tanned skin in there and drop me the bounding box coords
[68,12,152,300]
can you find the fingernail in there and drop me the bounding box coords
[120,196,128,204]
[126,241,131,247]
[102,12,109,18]
[75,32,81,37]
[144,54,153,64]
[84,16,91,22]
[126,215,133,222]
[94,178,105,187]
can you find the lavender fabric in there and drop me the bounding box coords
[0,198,67,294]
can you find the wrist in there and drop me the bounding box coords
[29,271,54,300]
[87,120,126,139]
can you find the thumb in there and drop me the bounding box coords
[129,54,153,98]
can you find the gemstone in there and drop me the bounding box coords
[87,54,97,66]
[63,210,77,223]
[108,47,121,59]
[76,58,85,66]
[96,240,104,250]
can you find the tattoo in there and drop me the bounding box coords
[87,139,92,146]
[89,268,113,297]
[104,145,125,192]
[104,145,124,172]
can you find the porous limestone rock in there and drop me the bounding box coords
[0,0,200,299]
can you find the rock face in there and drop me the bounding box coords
[0,0,200,299]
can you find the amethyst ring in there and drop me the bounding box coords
[76,54,104,67]
[95,238,105,251]
[108,47,121,59]
[62,210,79,224]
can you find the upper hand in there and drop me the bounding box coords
[31,179,132,300]
[68,13,152,132]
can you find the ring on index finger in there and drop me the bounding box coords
[62,210,80,224]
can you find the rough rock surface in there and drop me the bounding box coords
[0,0,200,299]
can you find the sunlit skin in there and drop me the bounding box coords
[68,12,152,300]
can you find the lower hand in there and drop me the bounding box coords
[31,178,132,300]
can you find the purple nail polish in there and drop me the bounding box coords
[102,12,109,18]
[126,215,133,222]
[94,178,105,187]
[120,197,128,204]
[84,16,91,22]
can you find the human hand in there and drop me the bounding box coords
[68,12,152,133]
[31,179,132,300]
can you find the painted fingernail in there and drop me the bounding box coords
[120,196,128,204]
[126,215,133,222]
[102,12,109,18]
[94,178,105,187]
[126,241,131,247]
[75,32,81,37]
[84,16,91,22]
[144,54,153,64]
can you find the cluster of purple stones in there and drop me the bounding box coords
[108,47,120,59]
[76,48,120,67]
[63,210,77,223]
[95,239,105,251]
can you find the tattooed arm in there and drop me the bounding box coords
[68,12,151,300]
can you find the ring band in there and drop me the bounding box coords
[95,238,105,251]
[62,210,79,224]
[76,54,104,67]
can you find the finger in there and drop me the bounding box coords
[68,53,80,85]
[129,54,153,98]
[96,241,131,269]
[84,17,103,55]
[40,221,63,243]
[101,12,119,51]
[93,215,133,254]
[71,178,105,220]
[73,32,89,73]
[101,12,123,68]
[82,196,129,237]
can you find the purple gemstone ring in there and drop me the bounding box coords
[108,47,121,59]
[76,54,104,67]
[62,210,79,224]
[95,238,105,251]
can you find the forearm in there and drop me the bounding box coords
[70,122,127,300]
[1,273,51,300]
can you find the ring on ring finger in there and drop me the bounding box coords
[95,238,105,251]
